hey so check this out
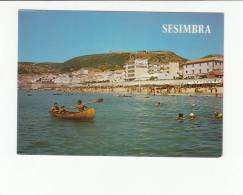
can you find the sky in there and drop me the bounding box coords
[18,10,224,62]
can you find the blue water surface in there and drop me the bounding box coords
[17,90,222,157]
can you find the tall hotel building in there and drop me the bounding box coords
[124,59,150,81]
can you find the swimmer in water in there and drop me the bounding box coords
[214,112,223,119]
[177,113,185,121]
[188,112,196,120]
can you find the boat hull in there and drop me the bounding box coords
[50,108,95,120]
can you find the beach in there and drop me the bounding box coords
[19,78,223,97]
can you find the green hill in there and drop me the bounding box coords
[18,62,62,75]
[61,51,187,72]
[62,52,131,72]
[18,51,188,74]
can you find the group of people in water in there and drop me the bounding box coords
[50,100,87,113]
[176,111,222,121]
[154,101,222,121]
[176,112,197,121]
[50,98,223,121]
[176,109,223,122]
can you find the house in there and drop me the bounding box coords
[109,70,125,82]
[183,56,223,78]
[53,74,72,84]
[72,69,89,76]
[149,62,180,80]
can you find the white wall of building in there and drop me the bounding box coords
[125,60,180,81]
[110,71,125,82]
[72,69,89,76]
[53,74,72,84]
[169,62,180,76]
[134,68,150,80]
[125,59,150,81]
[157,62,180,80]
[183,59,223,78]
[157,72,174,80]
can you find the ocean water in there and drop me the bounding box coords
[17,90,223,157]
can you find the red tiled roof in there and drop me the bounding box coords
[183,56,223,65]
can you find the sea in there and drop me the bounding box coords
[17,90,223,157]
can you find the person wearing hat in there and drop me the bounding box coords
[74,100,87,112]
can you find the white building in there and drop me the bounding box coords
[148,62,180,80]
[160,62,180,79]
[124,59,180,81]
[148,64,160,75]
[157,72,174,80]
[109,71,125,82]
[72,69,89,76]
[183,56,224,78]
[34,74,56,84]
[71,76,81,84]
[93,72,112,82]
[169,62,180,77]
[53,74,72,84]
[124,59,150,81]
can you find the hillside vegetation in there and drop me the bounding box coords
[18,51,188,74]
[129,51,187,65]
[63,53,130,72]
[18,62,62,75]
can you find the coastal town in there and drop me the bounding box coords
[18,53,223,96]
[17,11,224,159]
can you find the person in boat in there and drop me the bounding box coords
[59,106,66,113]
[214,111,223,119]
[155,102,161,107]
[177,113,185,121]
[75,100,87,112]
[188,112,196,120]
[50,102,59,112]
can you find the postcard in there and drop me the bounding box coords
[18,10,223,157]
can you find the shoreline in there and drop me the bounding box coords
[19,83,223,97]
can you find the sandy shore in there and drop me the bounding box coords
[64,86,223,97]
[19,82,223,97]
